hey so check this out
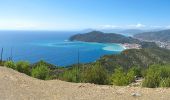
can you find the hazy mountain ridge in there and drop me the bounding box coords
[134,29,170,42]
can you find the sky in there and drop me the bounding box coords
[0,0,170,30]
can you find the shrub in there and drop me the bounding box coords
[142,66,161,88]
[142,64,170,88]
[0,61,5,66]
[127,66,141,83]
[59,67,78,82]
[16,61,31,75]
[83,62,109,84]
[4,61,16,69]
[31,65,50,80]
[112,67,128,86]
[127,69,136,83]
[111,66,140,86]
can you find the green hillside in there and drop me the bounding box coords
[98,47,170,72]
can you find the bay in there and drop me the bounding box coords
[0,31,125,66]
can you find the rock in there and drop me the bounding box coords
[131,92,141,97]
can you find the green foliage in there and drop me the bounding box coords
[127,69,136,83]
[142,64,170,88]
[112,66,140,86]
[4,61,16,69]
[82,62,109,84]
[99,47,170,73]
[31,64,50,80]
[160,78,170,87]
[32,60,57,69]
[127,67,141,83]
[142,66,160,88]
[59,62,109,84]
[16,61,31,75]
[59,66,80,82]
[111,67,128,86]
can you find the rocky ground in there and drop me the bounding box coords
[1,66,170,100]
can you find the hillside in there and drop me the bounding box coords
[134,29,170,42]
[1,66,170,100]
[69,31,140,44]
[98,47,170,72]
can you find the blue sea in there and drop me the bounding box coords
[0,31,125,66]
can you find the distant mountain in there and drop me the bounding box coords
[118,29,145,36]
[134,29,170,42]
[69,31,140,44]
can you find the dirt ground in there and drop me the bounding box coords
[0,66,170,100]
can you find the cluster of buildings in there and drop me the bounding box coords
[122,43,141,49]
[156,41,167,48]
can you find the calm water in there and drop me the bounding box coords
[0,31,125,66]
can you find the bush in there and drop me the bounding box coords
[31,65,50,80]
[142,66,161,88]
[60,67,79,82]
[4,61,16,69]
[111,66,140,86]
[16,61,31,75]
[111,67,128,86]
[127,67,141,83]
[127,69,136,83]
[142,64,170,88]
[83,62,109,84]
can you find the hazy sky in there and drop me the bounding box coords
[0,0,170,30]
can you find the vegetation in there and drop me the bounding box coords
[16,61,31,75]
[4,61,16,69]
[3,59,170,88]
[111,66,140,86]
[59,63,109,84]
[4,60,53,80]
[32,60,57,69]
[82,62,109,84]
[31,64,50,80]
[59,66,79,82]
[99,47,170,73]
[142,64,170,88]
[111,67,128,86]
[2,44,170,88]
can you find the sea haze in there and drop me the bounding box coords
[0,31,125,66]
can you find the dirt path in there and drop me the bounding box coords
[0,66,170,100]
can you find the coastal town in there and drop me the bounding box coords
[155,41,170,50]
[122,43,141,49]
